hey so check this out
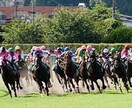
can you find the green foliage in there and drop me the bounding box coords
[107,27,132,43]
[96,18,122,42]
[3,19,43,44]
[42,8,100,43]
[0,26,4,43]
[2,5,125,44]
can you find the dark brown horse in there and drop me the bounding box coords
[64,51,80,93]
[53,57,68,92]
[113,58,129,92]
[87,56,106,93]
[17,54,33,87]
[127,60,132,87]
[79,54,90,92]
[0,58,23,97]
[33,56,51,96]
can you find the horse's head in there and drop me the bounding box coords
[113,57,120,68]
[64,51,71,62]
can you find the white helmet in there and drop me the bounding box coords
[103,48,109,53]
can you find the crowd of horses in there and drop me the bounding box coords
[0,50,132,97]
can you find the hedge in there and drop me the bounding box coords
[0,43,131,53]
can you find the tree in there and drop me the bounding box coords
[42,8,99,43]
[107,27,132,43]
[3,19,43,44]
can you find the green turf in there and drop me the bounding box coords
[0,88,132,108]
[0,76,132,108]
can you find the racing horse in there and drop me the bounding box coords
[17,54,33,87]
[53,57,68,92]
[33,54,51,96]
[113,57,129,92]
[63,51,80,93]
[0,58,23,97]
[79,54,90,92]
[87,55,107,93]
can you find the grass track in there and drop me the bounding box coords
[1,89,132,108]
[0,76,132,108]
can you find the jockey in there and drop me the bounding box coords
[110,47,117,59]
[40,45,51,65]
[101,48,110,65]
[121,45,130,60]
[29,46,36,63]
[85,45,93,59]
[54,47,63,57]
[15,45,24,61]
[75,47,81,63]
[0,46,9,64]
[78,45,87,62]
[60,47,71,58]
[33,47,50,70]
[86,45,93,55]
[8,47,19,71]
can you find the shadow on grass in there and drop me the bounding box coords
[0,89,9,98]
[19,93,40,98]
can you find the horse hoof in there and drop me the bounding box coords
[102,85,107,90]
[90,85,94,90]
[20,87,23,90]
[70,89,72,92]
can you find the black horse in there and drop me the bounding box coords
[0,58,22,97]
[33,56,51,96]
[127,59,132,87]
[113,57,129,92]
[87,56,106,93]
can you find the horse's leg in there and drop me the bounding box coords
[94,80,102,93]
[128,77,132,87]
[29,72,34,86]
[69,79,76,92]
[104,74,110,89]
[100,77,107,90]
[122,77,129,93]
[12,82,17,97]
[115,77,123,92]
[45,81,49,96]
[74,77,80,93]
[24,73,30,87]
[84,79,90,93]
[66,78,72,92]
[20,77,24,87]
[64,76,68,92]
[90,80,95,90]
[55,72,62,84]
[17,73,23,90]
[4,82,12,97]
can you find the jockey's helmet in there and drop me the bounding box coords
[15,45,20,51]
[81,45,86,51]
[40,45,46,50]
[8,47,14,53]
[64,47,70,52]
[35,47,41,52]
[57,47,62,51]
[86,45,92,52]
[124,45,130,50]
[111,48,116,54]
[0,46,6,52]
[103,48,109,53]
